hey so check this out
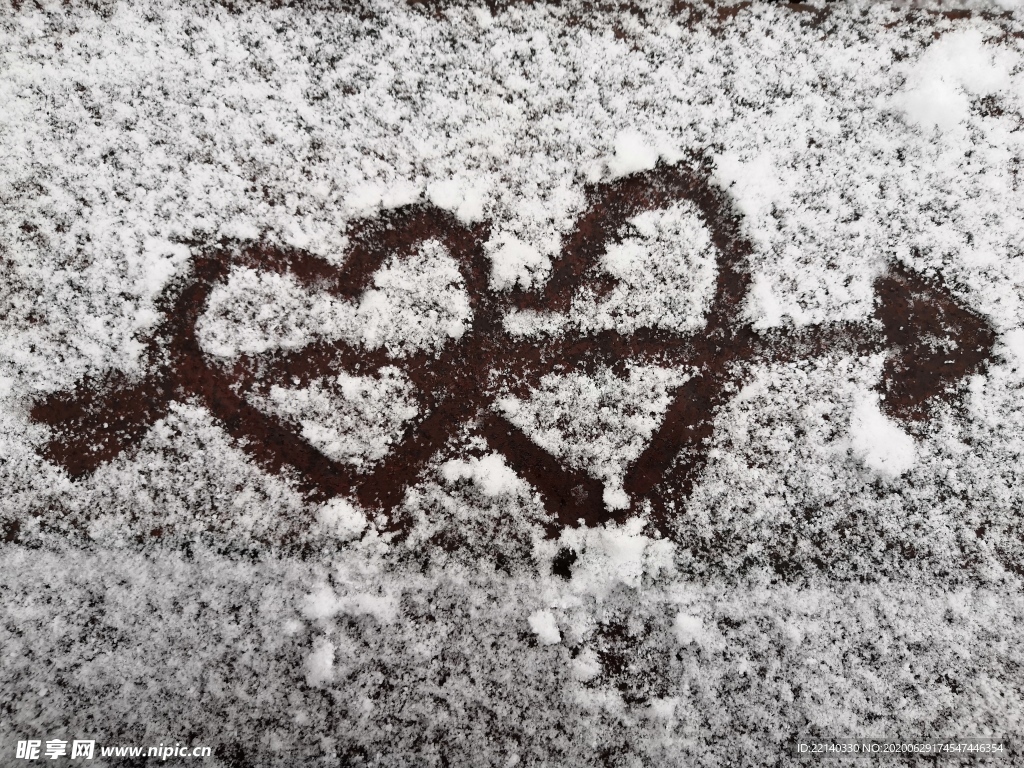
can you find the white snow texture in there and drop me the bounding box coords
[2,1,1024,766]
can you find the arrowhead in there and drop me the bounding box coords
[873,265,995,422]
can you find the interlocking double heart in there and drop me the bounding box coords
[32,159,996,536]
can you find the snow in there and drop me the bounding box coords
[744,272,789,329]
[1,1,1023,764]
[607,129,660,179]
[316,497,367,541]
[427,177,488,225]
[553,518,675,597]
[571,646,602,681]
[486,233,551,291]
[1000,328,1024,369]
[602,484,630,511]
[506,202,719,337]
[896,30,1014,133]
[496,365,692,493]
[528,609,562,645]
[200,241,472,359]
[714,150,784,232]
[262,367,418,467]
[672,613,704,646]
[305,638,336,688]
[850,395,918,480]
[356,242,474,355]
[440,453,528,498]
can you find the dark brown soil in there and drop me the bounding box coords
[30,158,996,539]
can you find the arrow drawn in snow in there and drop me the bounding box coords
[31,159,996,536]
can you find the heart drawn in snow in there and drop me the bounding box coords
[31,158,996,537]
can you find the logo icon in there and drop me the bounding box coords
[31,160,995,535]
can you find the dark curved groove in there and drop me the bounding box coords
[625,371,731,504]
[480,411,608,529]
[874,264,996,422]
[355,397,479,514]
[184,367,358,502]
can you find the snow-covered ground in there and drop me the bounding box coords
[2,0,1023,764]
